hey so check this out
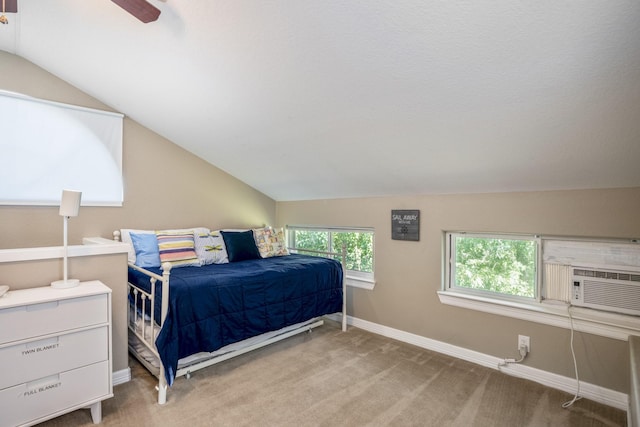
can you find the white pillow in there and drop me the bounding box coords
[195,230,229,264]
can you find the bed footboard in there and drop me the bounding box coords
[114,231,173,404]
[128,263,173,404]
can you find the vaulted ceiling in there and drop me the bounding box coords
[1,1,639,201]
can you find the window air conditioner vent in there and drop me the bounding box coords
[573,268,640,283]
[572,267,640,316]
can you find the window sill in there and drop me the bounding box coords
[437,290,640,341]
[346,276,375,290]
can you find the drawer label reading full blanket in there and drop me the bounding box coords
[23,381,62,397]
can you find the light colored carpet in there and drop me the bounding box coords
[40,321,626,426]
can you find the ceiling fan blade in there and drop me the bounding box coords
[3,0,17,13]
[111,0,160,23]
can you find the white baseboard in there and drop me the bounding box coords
[113,367,131,386]
[332,314,629,412]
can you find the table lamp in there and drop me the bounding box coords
[51,189,82,289]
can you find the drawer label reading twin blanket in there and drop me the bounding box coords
[22,343,59,356]
[23,381,62,397]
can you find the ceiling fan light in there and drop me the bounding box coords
[0,0,7,24]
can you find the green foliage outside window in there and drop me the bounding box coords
[292,230,328,252]
[291,230,373,273]
[453,236,536,298]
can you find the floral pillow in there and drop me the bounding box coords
[253,227,290,258]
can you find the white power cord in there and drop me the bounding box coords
[498,342,529,368]
[562,304,582,408]
[497,304,582,407]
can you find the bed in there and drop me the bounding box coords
[114,227,346,404]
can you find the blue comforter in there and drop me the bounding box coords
[128,254,343,385]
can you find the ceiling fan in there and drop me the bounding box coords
[111,0,161,23]
[0,0,160,25]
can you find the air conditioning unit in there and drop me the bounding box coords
[571,266,640,316]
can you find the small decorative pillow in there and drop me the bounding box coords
[193,230,229,265]
[221,230,261,262]
[253,227,290,258]
[156,231,201,268]
[130,232,161,268]
[121,229,155,264]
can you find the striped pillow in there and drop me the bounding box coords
[156,231,201,268]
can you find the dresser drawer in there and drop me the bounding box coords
[0,326,108,390]
[0,360,110,427]
[0,293,108,344]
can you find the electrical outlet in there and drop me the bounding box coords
[518,335,530,352]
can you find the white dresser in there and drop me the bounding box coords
[0,281,113,426]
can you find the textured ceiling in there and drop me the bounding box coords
[1,1,639,201]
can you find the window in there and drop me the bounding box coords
[446,232,539,301]
[0,90,123,206]
[287,226,375,289]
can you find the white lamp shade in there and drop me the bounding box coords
[59,190,82,217]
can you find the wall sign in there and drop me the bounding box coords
[391,210,420,241]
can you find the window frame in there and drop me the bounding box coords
[445,231,541,303]
[286,225,376,290]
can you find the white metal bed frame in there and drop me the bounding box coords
[114,231,347,404]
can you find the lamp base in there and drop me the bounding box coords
[51,279,80,289]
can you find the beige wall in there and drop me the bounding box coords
[277,187,640,393]
[0,52,276,374]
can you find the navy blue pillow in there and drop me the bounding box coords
[221,230,261,262]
